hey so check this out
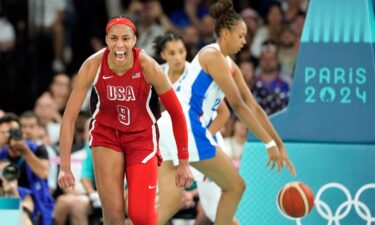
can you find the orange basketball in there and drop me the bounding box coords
[277,182,315,218]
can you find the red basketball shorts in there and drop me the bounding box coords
[89,120,161,166]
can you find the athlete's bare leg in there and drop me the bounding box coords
[191,147,246,225]
[92,147,126,225]
[157,160,184,225]
[70,195,92,225]
[53,194,74,225]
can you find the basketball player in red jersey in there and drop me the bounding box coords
[57,17,194,225]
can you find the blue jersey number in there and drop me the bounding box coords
[211,98,221,111]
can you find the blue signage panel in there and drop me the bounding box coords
[267,0,375,143]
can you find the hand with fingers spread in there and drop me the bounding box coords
[58,168,75,190]
[266,145,284,173]
[175,159,194,188]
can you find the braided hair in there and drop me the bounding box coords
[209,0,242,37]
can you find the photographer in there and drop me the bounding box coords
[0,160,34,225]
[0,113,54,225]
[20,111,59,193]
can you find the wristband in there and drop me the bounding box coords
[265,140,277,149]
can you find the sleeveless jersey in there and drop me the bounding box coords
[160,62,190,90]
[178,43,229,127]
[90,48,160,132]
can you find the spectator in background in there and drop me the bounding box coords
[239,59,256,89]
[69,73,93,114]
[124,0,143,22]
[168,0,209,30]
[278,26,298,81]
[47,73,71,115]
[251,2,283,58]
[223,119,247,168]
[252,42,289,115]
[0,16,17,111]
[197,14,216,48]
[241,7,259,47]
[0,109,5,118]
[70,112,90,152]
[28,0,66,102]
[0,160,34,225]
[136,0,166,56]
[291,11,306,51]
[182,25,200,61]
[19,111,59,193]
[34,93,61,146]
[282,0,306,25]
[68,0,107,74]
[35,123,59,193]
[236,45,253,63]
[255,41,290,92]
[0,113,54,225]
[0,15,16,53]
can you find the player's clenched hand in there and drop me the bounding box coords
[175,159,194,188]
[58,168,75,190]
[266,146,284,173]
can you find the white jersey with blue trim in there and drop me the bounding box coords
[161,62,190,90]
[178,43,228,127]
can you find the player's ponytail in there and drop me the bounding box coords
[209,0,242,37]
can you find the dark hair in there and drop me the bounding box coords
[265,2,283,24]
[209,0,242,37]
[0,113,19,126]
[20,111,37,120]
[153,32,184,58]
[260,40,278,54]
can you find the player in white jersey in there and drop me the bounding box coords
[154,32,238,224]
[157,1,297,225]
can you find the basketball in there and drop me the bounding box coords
[277,182,315,218]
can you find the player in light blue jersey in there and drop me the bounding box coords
[157,1,296,225]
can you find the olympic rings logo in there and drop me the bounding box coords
[279,183,375,225]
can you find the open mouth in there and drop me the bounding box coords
[114,50,127,62]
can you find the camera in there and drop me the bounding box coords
[0,164,20,187]
[9,129,23,141]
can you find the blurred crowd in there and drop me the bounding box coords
[0,0,308,224]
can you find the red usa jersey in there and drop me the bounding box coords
[90,48,161,132]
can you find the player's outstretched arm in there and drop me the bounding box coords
[200,48,284,173]
[230,60,296,176]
